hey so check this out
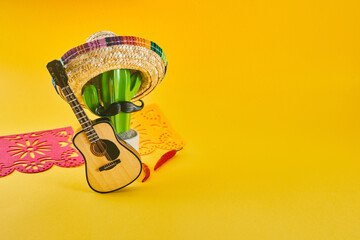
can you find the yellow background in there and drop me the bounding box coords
[0,0,360,239]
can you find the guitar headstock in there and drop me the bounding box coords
[46,60,68,89]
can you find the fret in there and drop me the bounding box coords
[80,121,90,126]
[87,137,99,143]
[70,105,84,116]
[69,96,77,101]
[88,135,99,142]
[67,95,76,101]
[80,119,89,124]
[84,127,95,133]
[87,132,97,138]
[83,125,93,131]
[85,128,96,133]
[87,135,98,142]
[81,120,91,125]
[89,134,98,140]
[84,125,94,130]
[71,105,82,111]
[88,136,99,142]
[85,130,96,136]
[87,133,98,139]
[86,130,97,136]
[81,125,93,131]
[88,138,99,143]
[76,114,86,119]
[63,92,74,98]
[69,103,81,109]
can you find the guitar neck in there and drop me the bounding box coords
[61,85,100,143]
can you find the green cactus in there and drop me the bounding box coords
[82,69,142,134]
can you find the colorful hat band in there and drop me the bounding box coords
[61,36,168,76]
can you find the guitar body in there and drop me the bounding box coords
[73,120,142,193]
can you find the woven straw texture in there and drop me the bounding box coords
[55,32,167,106]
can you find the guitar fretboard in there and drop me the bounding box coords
[61,85,99,144]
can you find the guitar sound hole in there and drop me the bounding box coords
[90,140,107,156]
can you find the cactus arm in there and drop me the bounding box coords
[100,70,115,124]
[113,69,131,133]
[114,69,131,100]
[129,71,142,98]
[82,84,100,113]
[100,71,113,108]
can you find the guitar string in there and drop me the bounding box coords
[61,86,113,161]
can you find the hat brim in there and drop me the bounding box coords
[55,36,167,106]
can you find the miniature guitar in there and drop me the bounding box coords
[46,60,142,193]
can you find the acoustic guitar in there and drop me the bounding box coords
[46,60,142,193]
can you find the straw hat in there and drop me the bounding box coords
[53,31,167,106]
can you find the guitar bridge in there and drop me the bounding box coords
[99,159,121,172]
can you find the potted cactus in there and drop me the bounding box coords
[50,31,168,153]
[82,69,142,150]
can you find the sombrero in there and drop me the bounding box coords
[53,31,167,106]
